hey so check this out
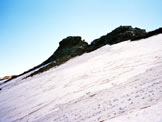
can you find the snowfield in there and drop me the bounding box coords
[0,34,162,122]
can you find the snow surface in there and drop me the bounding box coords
[0,34,162,122]
[0,79,7,84]
[0,63,50,90]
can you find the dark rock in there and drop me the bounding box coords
[131,27,162,41]
[28,36,88,77]
[90,26,146,51]
[147,27,162,37]
[44,36,88,64]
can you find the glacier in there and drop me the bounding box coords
[0,34,162,122]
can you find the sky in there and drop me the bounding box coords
[0,0,162,77]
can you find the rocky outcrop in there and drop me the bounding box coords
[89,26,146,51]
[28,36,88,77]
[131,27,162,41]
[43,36,88,64]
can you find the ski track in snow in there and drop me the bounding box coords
[0,34,162,122]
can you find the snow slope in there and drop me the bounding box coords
[0,34,162,122]
[0,79,7,85]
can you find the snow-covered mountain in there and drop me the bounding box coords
[0,34,162,122]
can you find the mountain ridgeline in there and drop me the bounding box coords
[5,26,162,81]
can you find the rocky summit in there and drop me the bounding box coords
[44,36,88,64]
[29,36,88,77]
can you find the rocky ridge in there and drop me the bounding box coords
[5,26,162,81]
[89,26,146,51]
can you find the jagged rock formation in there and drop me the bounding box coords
[89,26,146,51]
[131,27,162,41]
[43,36,88,64]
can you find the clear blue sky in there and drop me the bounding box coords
[0,0,162,77]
